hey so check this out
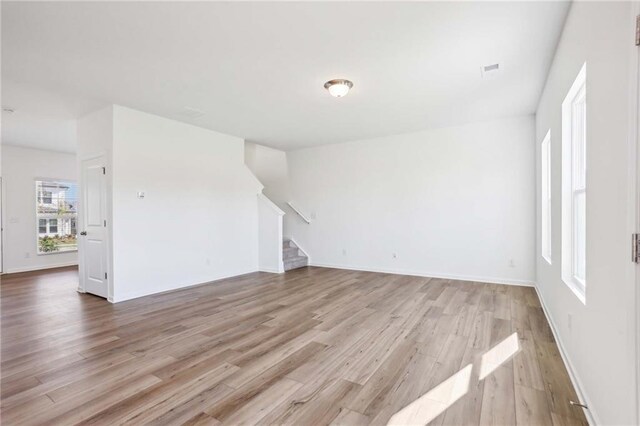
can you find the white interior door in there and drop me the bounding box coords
[80,156,108,298]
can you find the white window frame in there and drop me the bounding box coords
[35,179,79,255]
[541,130,552,264]
[561,63,587,304]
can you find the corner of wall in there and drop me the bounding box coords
[533,285,599,426]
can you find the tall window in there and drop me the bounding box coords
[35,180,78,254]
[561,63,586,303]
[541,130,552,264]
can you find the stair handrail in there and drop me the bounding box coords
[287,201,311,224]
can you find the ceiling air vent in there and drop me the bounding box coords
[481,63,502,79]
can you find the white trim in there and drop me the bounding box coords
[111,267,260,303]
[258,267,283,274]
[534,285,598,426]
[2,262,79,274]
[308,262,535,287]
[541,129,552,265]
[628,3,640,423]
[561,62,587,305]
[258,193,285,216]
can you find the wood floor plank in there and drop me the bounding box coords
[479,364,516,425]
[515,384,554,426]
[222,377,303,425]
[1,266,587,425]
[330,407,370,425]
[210,341,326,420]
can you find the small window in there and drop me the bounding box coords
[41,191,52,204]
[561,63,587,303]
[541,130,552,264]
[35,180,78,254]
[49,219,58,234]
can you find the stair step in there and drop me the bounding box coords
[283,247,299,259]
[282,240,294,249]
[284,255,308,271]
[282,240,307,271]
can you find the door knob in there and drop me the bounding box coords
[80,231,87,236]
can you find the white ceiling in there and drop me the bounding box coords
[1,1,570,152]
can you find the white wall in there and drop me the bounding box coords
[286,115,536,285]
[245,142,293,238]
[245,142,291,207]
[109,106,262,302]
[535,2,636,425]
[258,193,284,273]
[1,145,78,273]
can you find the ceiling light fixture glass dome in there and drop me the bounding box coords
[324,79,353,98]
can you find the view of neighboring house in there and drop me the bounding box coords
[36,180,77,252]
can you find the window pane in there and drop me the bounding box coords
[572,86,586,190]
[36,180,78,253]
[541,131,552,263]
[561,62,586,303]
[573,190,586,282]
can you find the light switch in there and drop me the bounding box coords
[136,192,145,199]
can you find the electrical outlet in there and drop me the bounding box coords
[205,258,211,266]
[342,249,347,256]
[508,259,515,268]
[24,252,30,259]
[567,313,573,331]
[392,253,397,259]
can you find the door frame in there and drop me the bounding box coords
[77,152,112,301]
[0,177,4,274]
[629,2,640,424]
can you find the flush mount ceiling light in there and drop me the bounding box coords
[324,79,353,98]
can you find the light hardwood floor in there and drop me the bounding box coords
[1,266,588,425]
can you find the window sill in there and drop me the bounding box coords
[562,276,586,305]
[37,249,78,256]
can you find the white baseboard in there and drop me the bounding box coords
[2,262,78,274]
[259,267,284,274]
[534,286,598,426]
[308,262,535,287]
[111,267,261,303]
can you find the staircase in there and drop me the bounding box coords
[283,239,308,271]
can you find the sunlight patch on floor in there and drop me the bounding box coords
[479,332,520,379]
[388,332,520,426]
[387,364,473,425]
